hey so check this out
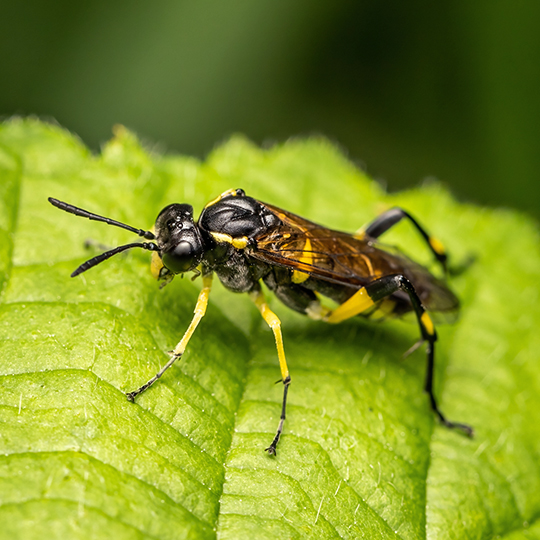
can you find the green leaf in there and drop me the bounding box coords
[1,118,539,539]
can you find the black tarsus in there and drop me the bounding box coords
[266,376,291,456]
[424,340,474,436]
[48,198,155,240]
[126,351,182,402]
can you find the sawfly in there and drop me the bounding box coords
[48,188,473,455]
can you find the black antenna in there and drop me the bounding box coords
[48,198,155,240]
[71,242,159,277]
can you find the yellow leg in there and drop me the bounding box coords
[250,289,291,455]
[325,286,375,324]
[250,290,289,382]
[126,275,213,401]
[172,274,213,356]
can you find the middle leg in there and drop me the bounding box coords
[250,288,292,456]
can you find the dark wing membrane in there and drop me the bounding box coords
[250,203,459,314]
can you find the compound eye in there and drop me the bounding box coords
[162,240,199,273]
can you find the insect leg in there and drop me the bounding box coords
[126,274,213,401]
[355,207,448,272]
[250,289,291,456]
[326,274,473,435]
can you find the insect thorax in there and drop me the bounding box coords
[198,194,279,293]
[198,194,280,240]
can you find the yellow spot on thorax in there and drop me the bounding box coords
[205,188,245,209]
[205,188,238,208]
[210,232,249,249]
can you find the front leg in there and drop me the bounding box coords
[126,274,213,401]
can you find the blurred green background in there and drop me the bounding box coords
[1,1,539,218]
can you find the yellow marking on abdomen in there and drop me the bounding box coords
[326,287,375,324]
[291,237,313,284]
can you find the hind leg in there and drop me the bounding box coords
[356,207,448,272]
[326,273,473,435]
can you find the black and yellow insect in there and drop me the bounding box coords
[48,188,473,455]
